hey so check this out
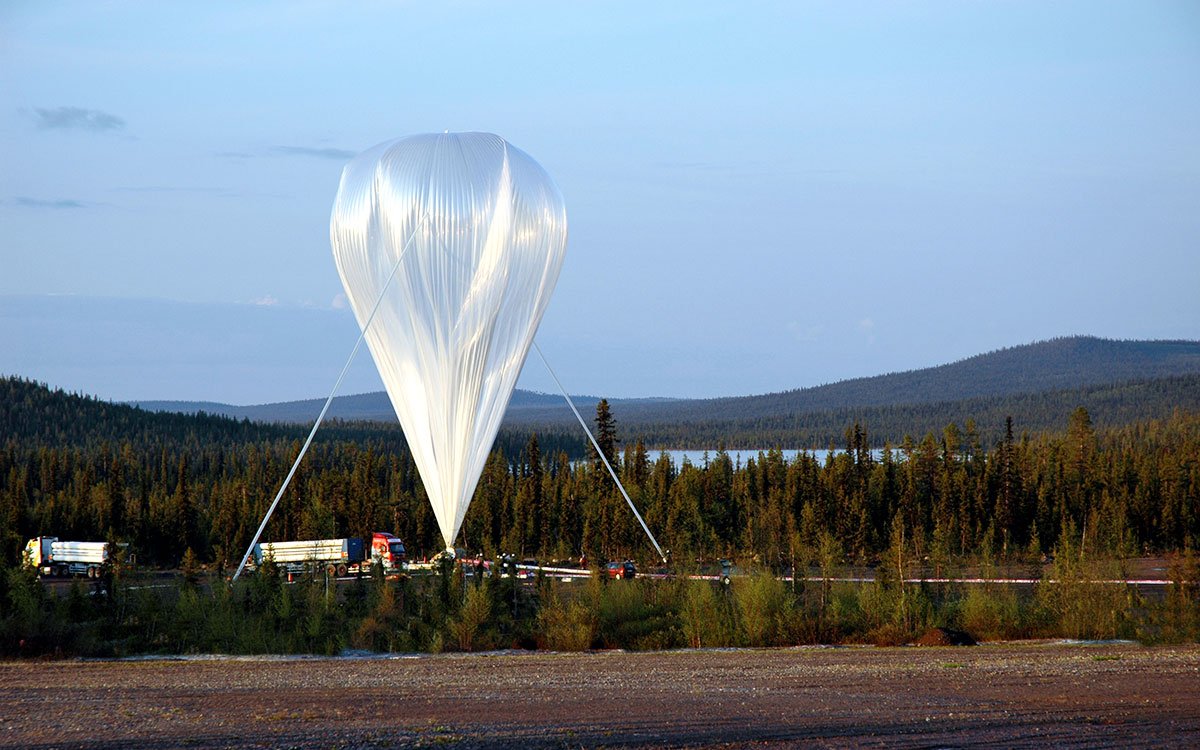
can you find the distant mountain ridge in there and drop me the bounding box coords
[134,389,683,424]
[589,335,1200,427]
[134,337,1200,434]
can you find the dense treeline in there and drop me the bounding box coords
[2,377,1198,570]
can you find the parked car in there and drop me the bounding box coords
[605,560,636,580]
[516,558,540,579]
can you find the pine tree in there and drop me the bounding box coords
[526,433,543,550]
[173,454,198,562]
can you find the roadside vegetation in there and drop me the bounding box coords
[2,547,1197,658]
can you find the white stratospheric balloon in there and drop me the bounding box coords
[330,132,567,551]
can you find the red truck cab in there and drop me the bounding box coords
[370,532,406,573]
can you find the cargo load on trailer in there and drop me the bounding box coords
[23,537,125,579]
[250,532,405,577]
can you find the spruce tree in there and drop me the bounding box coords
[592,399,619,471]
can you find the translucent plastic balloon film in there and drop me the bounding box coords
[331,133,567,549]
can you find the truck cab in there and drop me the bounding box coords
[369,532,406,573]
[23,536,54,574]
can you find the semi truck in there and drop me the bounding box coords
[23,537,123,579]
[251,532,406,577]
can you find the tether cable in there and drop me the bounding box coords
[231,215,428,581]
[532,342,668,563]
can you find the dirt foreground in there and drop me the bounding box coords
[2,642,1198,749]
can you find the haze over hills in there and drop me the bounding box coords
[134,389,683,425]
[132,337,1200,445]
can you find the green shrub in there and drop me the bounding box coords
[958,585,1021,641]
[852,577,934,645]
[351,582,416,653]
[595,580,674,649]
[449,584,494,652]
[678,579,734,648]
[1145,553,1200,644]
[734,571,792,647]
[537,582,597,651]
[1036,553,1137,640]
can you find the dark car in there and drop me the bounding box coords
[605,560,636,580]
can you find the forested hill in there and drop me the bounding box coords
[506,337,1200,428]
[0,377,579,458]
[631,374,1200,448]
[1,376,292,449]
[133,336,1200,440]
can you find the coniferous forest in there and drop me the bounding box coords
[2,375,1200,657]
[2,375,1197,568]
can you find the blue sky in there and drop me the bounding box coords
[2,1,1198,403]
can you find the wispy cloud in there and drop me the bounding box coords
[252,295,279,307]
[654,160,846,178]
[216,145,355,161]
[112,184,288,202]
[787,321,824,342]
[31,106,125,132]
[270,145,356,160]
[113,185,235,197]
[858,318,876,346]
[9,196,87,209]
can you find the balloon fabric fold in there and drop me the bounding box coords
[330,132,567,551]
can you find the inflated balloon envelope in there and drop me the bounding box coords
[330,132,567,552]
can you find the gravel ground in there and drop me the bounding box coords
[2,642,1198,749]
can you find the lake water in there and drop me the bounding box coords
[574,448,888,469]
[656,449,866,467]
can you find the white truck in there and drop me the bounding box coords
[24,537,122,579]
